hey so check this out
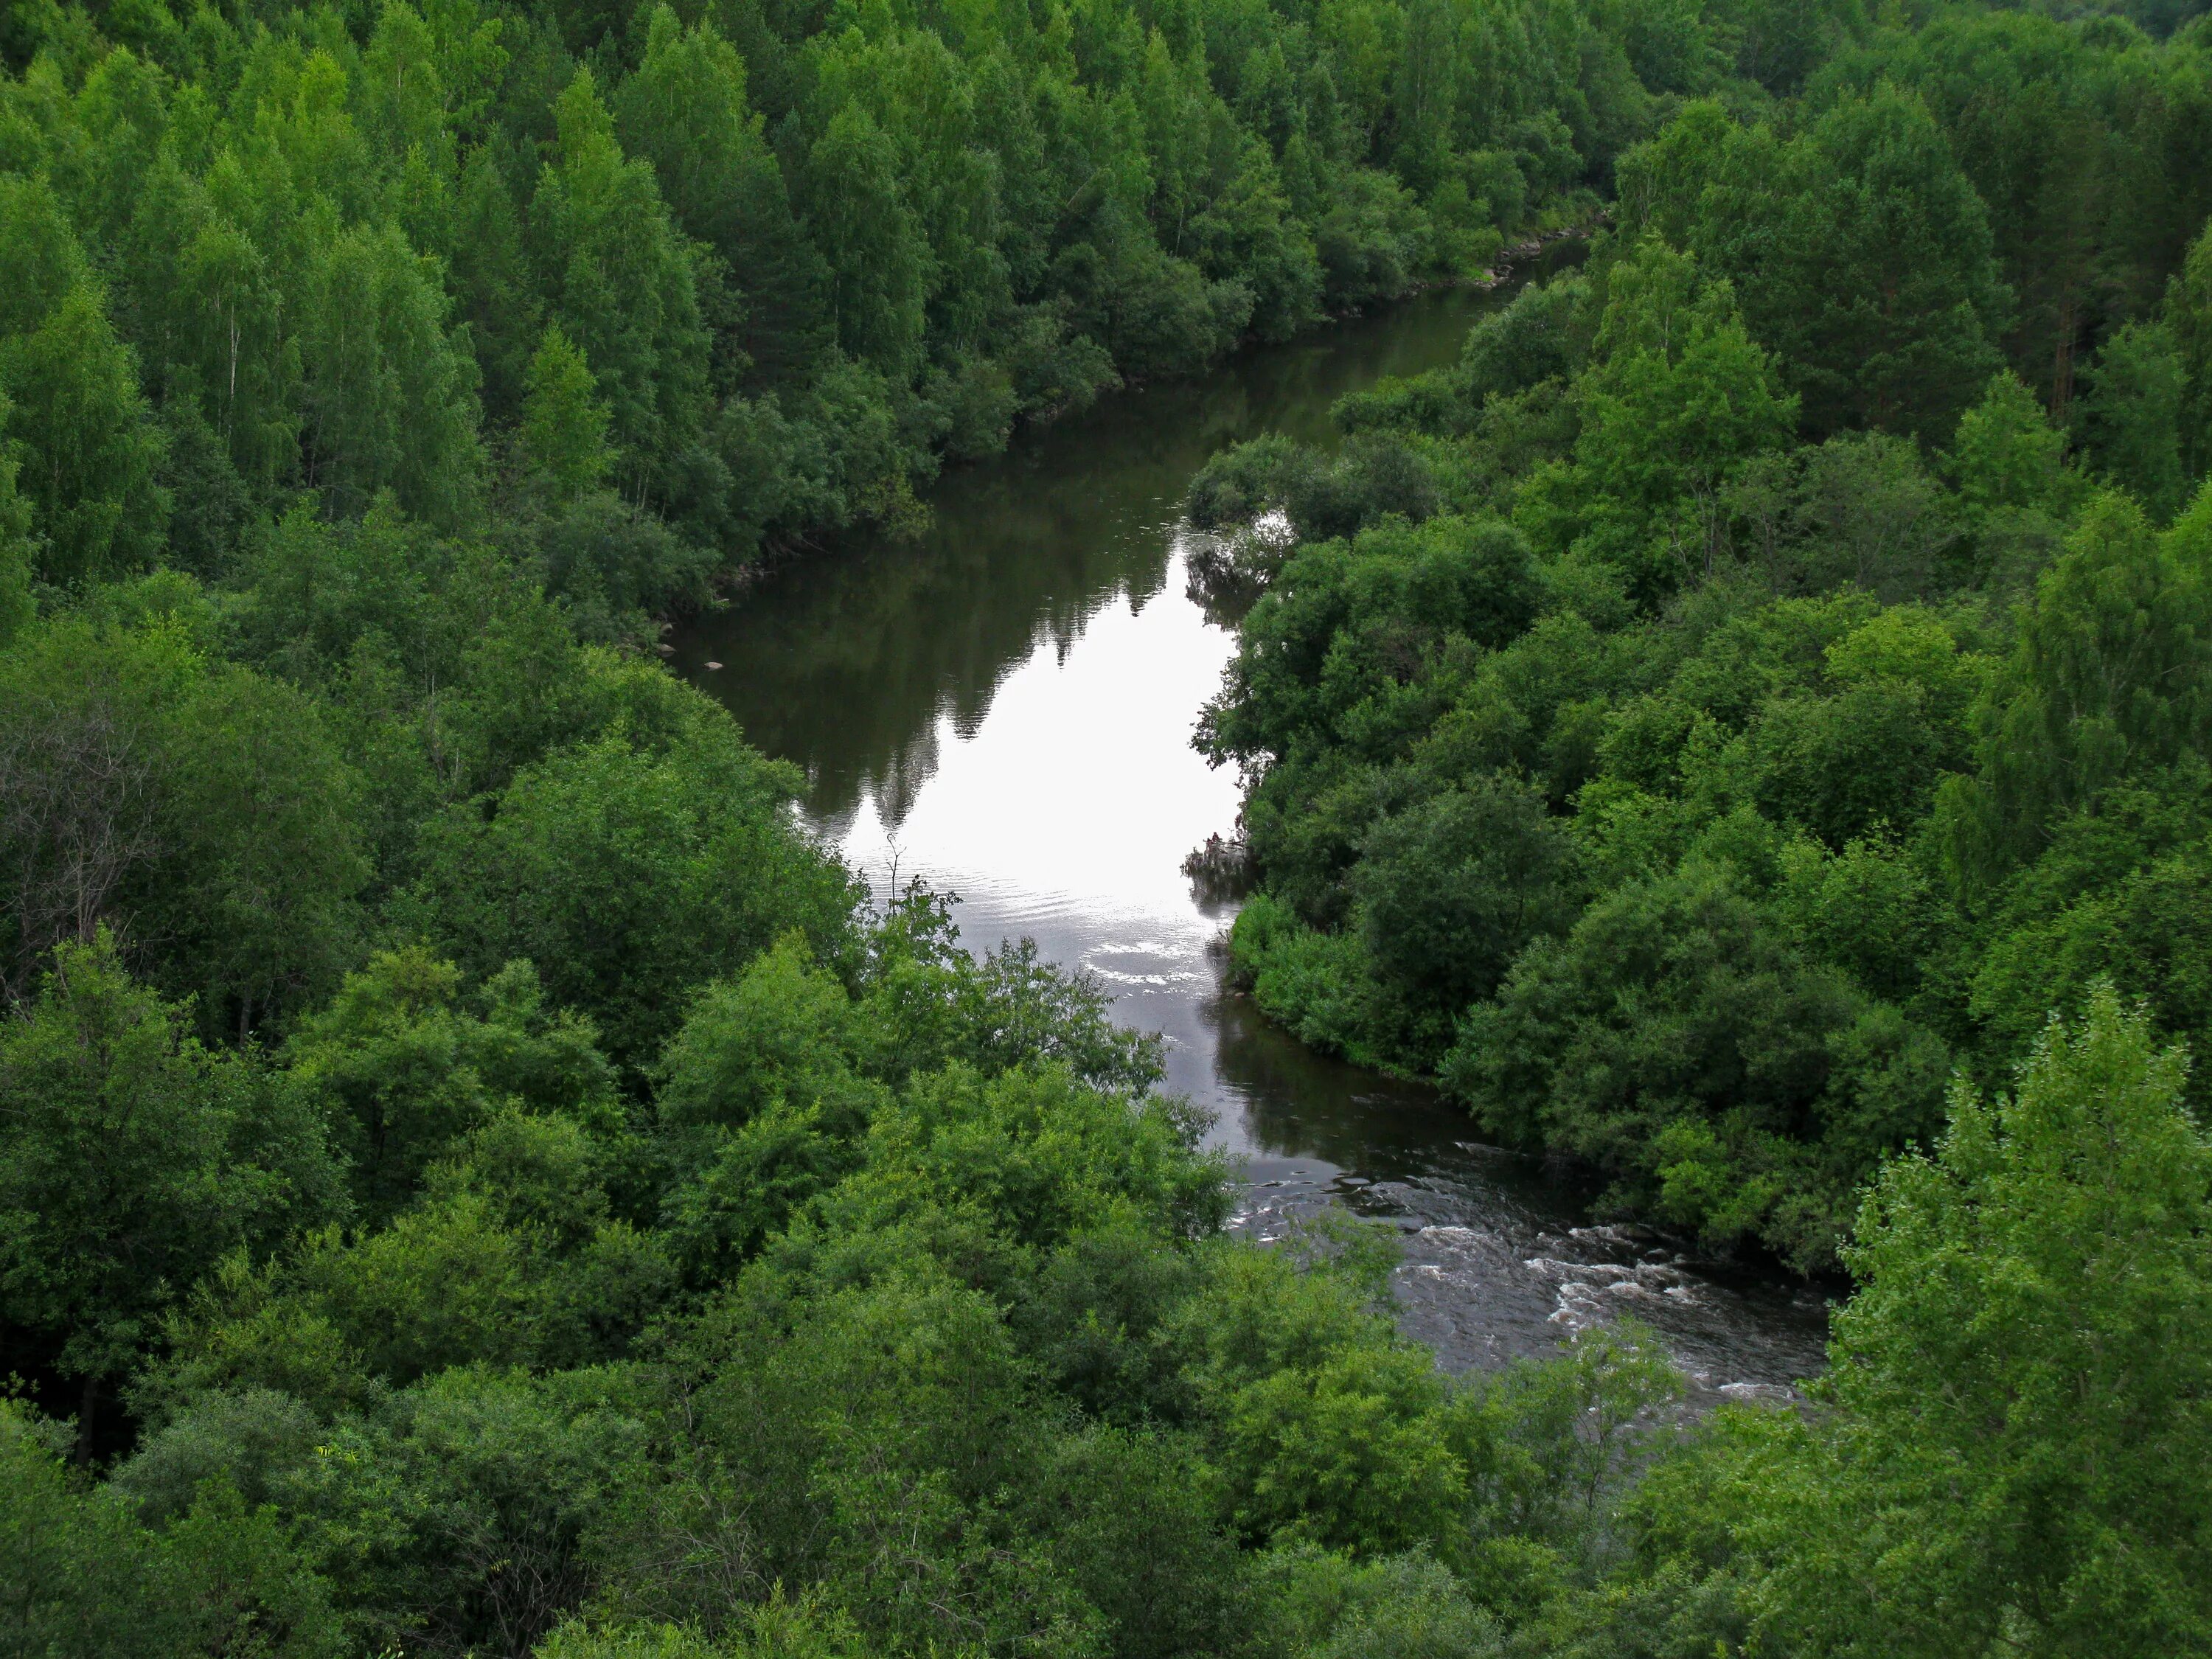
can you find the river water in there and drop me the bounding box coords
[674,258,1832,1394]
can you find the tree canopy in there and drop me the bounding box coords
[5,0,2212,1653]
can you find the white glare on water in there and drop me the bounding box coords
[835,531,1240,938]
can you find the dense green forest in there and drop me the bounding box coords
[1200,3,2212,1271]
[3,0,2211,1651]
[0,0,1746,637]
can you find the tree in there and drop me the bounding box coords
[274,1368,650,1656]
[1354,776,1573,1032]
[1968,814,2212,1105]
[1766,988,2212,1655]
[530,67,712,504]
[134,664,372,1037]
[301,221,484,529]
[653,942,880,1284]
[2077,319,2188,523]
[0,176,168,586]
[0,936,344,1454]
[804,102,933,376]
[285,949,619,1223]
[535,1607,873,1658]
[0,1401,341,1658]
[1445,872,1949,1268]
[1614,97,1736,247]
[612,5,829,386]
[0,404,33,648]
[1947,369,2072,526]
[1940,489,2212,888]
[1561,237,1797,598]
[1250,1546,1503,1659]
[1745,676,1954,850]
[1785,431,1956,597]
[120,159,302,506]
[0,612,370,1034]
[521,324,614,501]
[1874,11,2108,416]
[1722,88,2007,442]
[2171,218,2212,480]
[449,147,539,424]
[0,617,178,1004]
[399,728,858,1065]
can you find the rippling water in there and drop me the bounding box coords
[675,259,1832,1392]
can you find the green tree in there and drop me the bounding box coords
[301,220,484,529]
[613,4,829,386]
[1769,989,2212,1654]
[2171,216,2212,480]
[0,936,344,1453]
[0,1401,341,1659]
[1727,88,2007,442]
[450,147,539,424]
[536,1605,873,1658]
[134,663,372,1037]
[400,728,857,1065]
[0,402,32,647]
[1967,803,2212,1105]
[0,612,369,1034]
[804,102,933,376]
[653,941,881,1284]
[1557,238,1797,598]
[285,948,620,1223]
[1354,776,1573,1036]
[0,616,178,1003]
[1947,369,2073,527]
[121,159,302,502]
[0,175,168,586]
[521,324,615,501]
[2078,319,2188,523]
[1446,872,1949,1268]
[1615,98,1738,248]
[1940,489,2212,887]
[1250,1546,1503,1659]
[283,1367,651,1655]
[641,1267,1103,1656]
[1782,431,1958,598]
[531,67,712,504]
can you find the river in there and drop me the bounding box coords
[672,254,1832,1395]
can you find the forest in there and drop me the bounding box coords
[1197,1,2212,1270]
[1,0,2209,1651]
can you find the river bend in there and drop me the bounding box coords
[675,258,1831,1393]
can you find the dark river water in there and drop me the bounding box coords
[674,253,1832,1394]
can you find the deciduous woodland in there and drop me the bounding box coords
[1,0,2209,1654]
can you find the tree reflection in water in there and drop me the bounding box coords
[672,246,1832,1391]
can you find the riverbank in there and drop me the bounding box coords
[669,250,1831,1388]
[656,217,1610,647]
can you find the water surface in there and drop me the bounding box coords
[675,262,1831,1391]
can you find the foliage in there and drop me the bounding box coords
[0,0,1665,608]
[0,934,347,1447]
[1528,989,2212,1659]
[4,1,2211,1654]
[1202,24,2212,1273]
[1780,988,2212,1652]
[0,1402,342,1658]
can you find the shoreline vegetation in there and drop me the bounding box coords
[1188,15,2212,1290]
[680,214,1604,625]
[4,0,2211,1653]
[1465,220,1599,291]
